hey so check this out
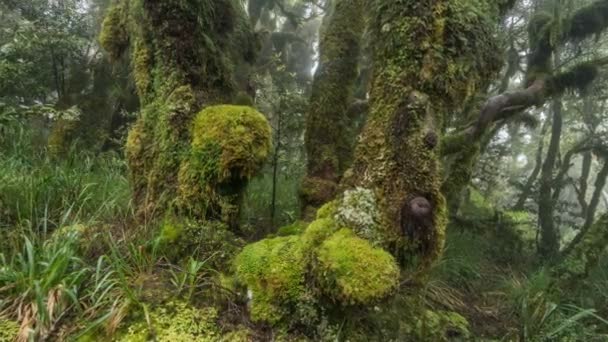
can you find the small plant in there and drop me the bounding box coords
[0,232,88,340]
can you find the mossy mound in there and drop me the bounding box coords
[157,216,243,268]
[234,215,400,324]
[178,105,272,220]
[315,228,399,304]
[189,105,271,183]
[234,236,307,323]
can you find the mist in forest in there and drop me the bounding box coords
[2,0,608,340]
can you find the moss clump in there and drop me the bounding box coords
[276,220,308,236]
[234,236,307,323]
[315,228,399,304]
[301,217,339,248]
[0,318,19,341]
[117,302,219,342]
[99,4,128,60]
[410,310,471,341]
[48,118,77,157]
[315,200,338,220]
[157,217,242,268]
[178,105,271,221]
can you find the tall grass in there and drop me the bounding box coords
[0,127,131,252]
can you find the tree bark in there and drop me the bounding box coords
[538,98,563,259]
[300,0,365,219]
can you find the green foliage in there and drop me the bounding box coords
[0,231,88,339]
[316,228,399,304]
[504,271,608,341]
[116,302,219,342]
[0,130,131,235]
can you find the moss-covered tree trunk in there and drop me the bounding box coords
[341,0,506,267]
[300,0,365,219]
[100,0,264,223]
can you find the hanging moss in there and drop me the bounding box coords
[567,0,608,40]
[315,228,399,305]
[301,0,365,217]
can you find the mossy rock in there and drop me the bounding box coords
[315,228,399,305]
[411,310,471,341]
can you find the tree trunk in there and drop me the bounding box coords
[342,0,506,268]
[300,0,365,219]
[514,121,549,210]
[100,0,261,223]
[538,98,563,259]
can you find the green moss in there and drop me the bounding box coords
[234,236,307,323]
[410,309,471,341]
[556,214,608,286]
[177,105,271,222]
[191,105,271,181]
[117,302,219,342]
[301,217,339,247]
[277,220,308,236]
[219,327,253,342]
[157,217,242,268]
[48,118,77,157]
[316,228,399,304]
[103,0,259,220]
[99,3,129,60]
[316,200,338,220]
[0,318,19,341]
